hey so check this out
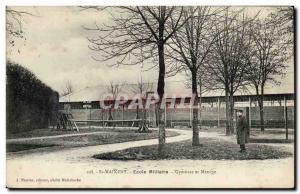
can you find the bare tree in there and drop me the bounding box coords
[184,65,212,129]
[269,7,294,39]
[60,80,74,97]
[166,7,219,145]
[106,81,124,122]
[246,16,291,131]
[205,8,254,135]
[131,77,154,132]
[6,7,34,53]
[83,6,193,155]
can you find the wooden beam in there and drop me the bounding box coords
[284,96,288,140]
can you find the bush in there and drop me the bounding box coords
[6,61,59,134]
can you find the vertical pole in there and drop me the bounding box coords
[189,104,192,128]
[85,105,89,130]
[246,107,250,138]
[198,102,201,129]
[90,107,91,120]
[164,103,167,127]
[155,104,158,127]
[170,106,173,128]
[284,96,288,140]
[122,105,124,127]
[89,107,91,129]
[217,97,220,128]
[234,109,237,133]
[249,97,252,130]
[154,104,156,127]
[148,104,151,127]
[102,109,104,128]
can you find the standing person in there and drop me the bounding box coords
[236,109,249,152]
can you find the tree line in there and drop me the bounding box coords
[84,6,293,156]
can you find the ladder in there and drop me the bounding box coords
[56,113,79,131]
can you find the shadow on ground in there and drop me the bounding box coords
[94,138,293,161]
[6,129,180,153]
[249,138,293,144]
[7,144,56,152]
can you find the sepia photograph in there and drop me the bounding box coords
[5,5,295,189]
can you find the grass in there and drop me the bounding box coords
[7,144,56,153]
[249,138,293,143]
[6,129,179,153]
[249,128,294,143]
[179,127,294,143]
[94,138,293,161]
[7,127,144,139]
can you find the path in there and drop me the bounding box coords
[7,128,191,161]
[7,131,118,143]
[6,128,294,188]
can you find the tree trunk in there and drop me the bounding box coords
[225,86,230,135]
[108,108,113,120]
[192,70,199,146]
[224,63,230,135]
[229,92,235,134]
[157,41,166,156]
[259,85,265,132]
[198,74,202,130]
[137,96,150,133]
[134,106,140,127]
[108,108,113,126]
[136,106,139,119]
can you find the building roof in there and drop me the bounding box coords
[59,81,295,102]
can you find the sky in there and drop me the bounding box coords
[6,6,294,96]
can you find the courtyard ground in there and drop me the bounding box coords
[7,126,156,139]
[6,127,294,188]
[95,138,292,160]
[6,127,179,153]
[95,127,294,160]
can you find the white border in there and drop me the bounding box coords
[1,0,298,193]
[2,0,299,6]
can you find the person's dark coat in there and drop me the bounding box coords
[236,115,249,145]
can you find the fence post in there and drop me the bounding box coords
[284,96,288,140]
[102,109,104,128]
[122,105,124,127]
[249,97,252,130]
[189,105,192,128]
[246,107,250,137]
[90,108,91,120]
[164,103,167,127]
[217,97,220,128]
[170,108,173,128]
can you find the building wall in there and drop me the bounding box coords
[63,105,294,129]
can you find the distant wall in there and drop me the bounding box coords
[61,103,294,129]
[249,106,294,128]
[6,62,59,134]
[167,106,294,128]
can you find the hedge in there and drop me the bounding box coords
[6,61,59,134]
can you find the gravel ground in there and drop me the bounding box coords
[7,129,179,153]
[6,128,294,188]
[94,138,292,160]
